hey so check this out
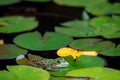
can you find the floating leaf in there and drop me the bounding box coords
[0,0,20,6]
[0,44,27,59]
[75,55,105,68]
[90,16,120,38]
[0,70,16,80]
[0,16,38,34]
[86,2,120,15]
[69,38,115,51]
[55,20,97,37]
[66,67,120,80]
[53,0,108,7]
[14,31,72,51]
[100,44,120,56]
[24,0,50,2]
[0,65,50,80]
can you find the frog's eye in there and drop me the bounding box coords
[57,60,61,64]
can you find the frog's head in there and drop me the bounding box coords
[46,58,69,71]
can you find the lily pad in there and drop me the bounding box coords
[90,16,120,38]
[0,70,16,80]
[0,44,27,59]
[86,2,120,16]
[75,55,105,68]
[53,0,108,7]
[14,31,72,51]
[55,20,97,37]
[0,65,50,80]
[69,38,115,51]
[0,0,20,6]
[100,44,120,56]
[66,67,120,80]
[0,16,38,34]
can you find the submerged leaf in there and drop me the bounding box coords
[66,67,120,80]
[0,44,27,59]
[0,16,38,33]
[14,31,72,51]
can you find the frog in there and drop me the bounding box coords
[16,54,69,71]
[16,54,92,80]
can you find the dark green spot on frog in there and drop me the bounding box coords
[16,54,69,71]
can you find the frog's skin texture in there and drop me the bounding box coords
[16,54,69,71]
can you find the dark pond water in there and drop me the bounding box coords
[0,0,120,70]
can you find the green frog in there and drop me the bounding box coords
[16,54,92,80]
[16,54,69,71]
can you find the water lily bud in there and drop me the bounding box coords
[0,39,4,45]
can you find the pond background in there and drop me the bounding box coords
[0,0,120,70]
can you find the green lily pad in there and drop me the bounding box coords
[0,16,38,34]
[55,20,97,37]
[100,44,120,56]
[75,55,105,68]
[90,16,120,38]
[53,0,108,7]
[86,2,120,16]
[25,0,50,2]
[14,31,72,51]
[66,67,120,80]
[0,44,27,59]
[0,70,16,80]
[69,38,115,51]
[0,65,50,80]
[0,0,20,6]
[50,55,105,77]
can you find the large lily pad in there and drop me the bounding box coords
[90,16,120,38]
[0,16,38,34]
[100,44,120,56]
[0,44,27,59]
[0,0,20,6]
[7,65,50,80]
[14,31,72,51]
[66,67,120,80]
[53,0,108,7]
[0,65,50,80]
[69,38,115,51]
[86,2,120,16]
[55,20,97,37]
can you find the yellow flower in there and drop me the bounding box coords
[57,47,98,59]
[0,39,4,45]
